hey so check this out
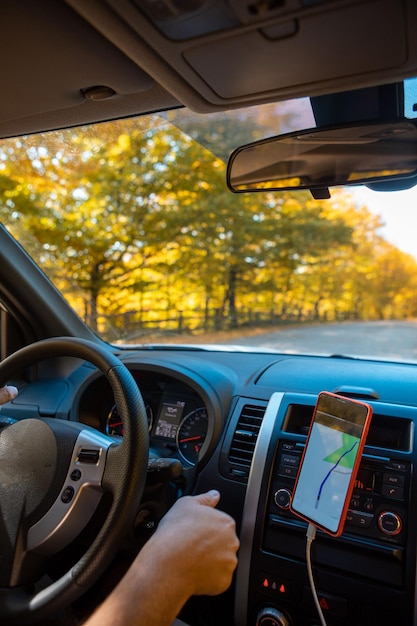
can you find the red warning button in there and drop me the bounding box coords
[303,587,347,619]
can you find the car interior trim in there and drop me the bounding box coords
[27,428,111,555]
[234,391,285,626]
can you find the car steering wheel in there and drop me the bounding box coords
[0,337,149,625]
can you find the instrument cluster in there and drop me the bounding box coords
[78,367,211,467]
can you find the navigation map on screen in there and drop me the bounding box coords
[290,392,372,535]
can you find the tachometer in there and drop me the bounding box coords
[106,403,153,436]
[176,407,208,466]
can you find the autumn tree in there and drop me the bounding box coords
[1,114,417,340]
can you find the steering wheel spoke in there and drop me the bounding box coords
[27,426,113,556]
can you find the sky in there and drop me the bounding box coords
[351,186,417,260]
[349,78,417,259]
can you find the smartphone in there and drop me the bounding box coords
[290,391,373,536]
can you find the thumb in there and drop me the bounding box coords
[0,385,18,404]
[194,489,221,508]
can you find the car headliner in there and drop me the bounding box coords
[1,0,417,139]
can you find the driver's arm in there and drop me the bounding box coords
[0,386,239,626]
[83,490,239,626]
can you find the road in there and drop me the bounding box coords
[218,320,417,361]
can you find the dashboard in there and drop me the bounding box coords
[4,347,417,626]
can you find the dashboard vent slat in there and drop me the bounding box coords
[228,404,266,471]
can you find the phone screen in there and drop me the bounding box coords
[290,391,373,536]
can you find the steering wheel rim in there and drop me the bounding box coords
[0,337,149,625]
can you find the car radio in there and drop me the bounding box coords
[271,440,409,545]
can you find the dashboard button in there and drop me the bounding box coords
[258,572,293,599]
[345,510,373,528]
[278,464,298,478]
[381,484,404,499]
[383,472,405,487]
[281,453,300,467]
[363,499,374,512]
[303,587,347,619]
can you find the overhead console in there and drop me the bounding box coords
[67,0,417,111]
[235,391,417,626]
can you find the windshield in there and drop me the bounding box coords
[1,96,417,362]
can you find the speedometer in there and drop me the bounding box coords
[176,407,208,466]
[106,403,153,436]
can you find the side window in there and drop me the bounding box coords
[0,301,27,360]
[0,303,7,360]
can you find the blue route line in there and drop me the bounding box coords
[315,440,359,508]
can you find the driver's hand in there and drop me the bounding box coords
[140,489,239,597]
[84,490,240,626]
[0,385,18,404]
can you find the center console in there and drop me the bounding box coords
[235,392,417,626]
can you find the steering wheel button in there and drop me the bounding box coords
[61,486,75,504]
[70,469,82,481]
[77,448,100,464]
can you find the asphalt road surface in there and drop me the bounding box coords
[220,320,417,361]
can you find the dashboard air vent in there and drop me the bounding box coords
[227,404,266,477]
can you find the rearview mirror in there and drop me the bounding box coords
[226,119,417,195]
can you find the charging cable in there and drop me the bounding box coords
[306,523,328,626]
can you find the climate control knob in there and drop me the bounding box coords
[256,607,291,626]
[378,511,402,535]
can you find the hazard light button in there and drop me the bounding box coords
[303,587,347,619]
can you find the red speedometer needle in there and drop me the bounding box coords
[179,436,202,443]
